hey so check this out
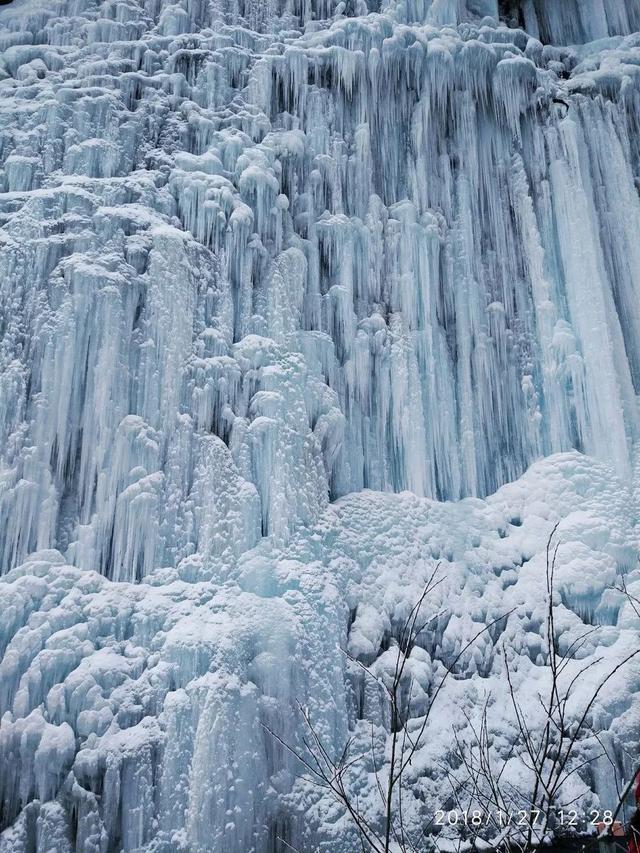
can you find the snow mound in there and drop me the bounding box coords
[1,452,639,851]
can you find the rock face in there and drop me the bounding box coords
[1,0,640,851]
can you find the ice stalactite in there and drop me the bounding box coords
[508,0,640,46]
[3,0,640,579]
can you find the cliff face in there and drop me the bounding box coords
[1,0,640,850]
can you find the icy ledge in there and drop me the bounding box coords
[1,451,639,852]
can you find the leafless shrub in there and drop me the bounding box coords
[263,566,511,852]
[448,527,640,852]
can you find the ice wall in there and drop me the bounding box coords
[1,0,640,850]
[2,0,640,581]
[504,0,640,44]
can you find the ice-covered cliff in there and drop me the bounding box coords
[1,0,640,850]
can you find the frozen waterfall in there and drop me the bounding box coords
[1,0,640,850]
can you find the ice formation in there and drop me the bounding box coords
[1,0,640,850]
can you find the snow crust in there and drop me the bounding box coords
[1,0,640,849]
